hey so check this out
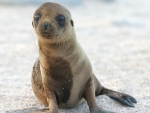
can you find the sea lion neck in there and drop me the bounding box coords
[38,36,77,58]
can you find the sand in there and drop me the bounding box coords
[0,0,150,113]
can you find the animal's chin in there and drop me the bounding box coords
[41,32,53,39]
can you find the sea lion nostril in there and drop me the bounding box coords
[43,23,50,30]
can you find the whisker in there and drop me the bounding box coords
[60,32,67,49]
[59,33,64,49]
[58,33,63,48]
[30,29,38,49]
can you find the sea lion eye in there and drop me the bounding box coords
[56,14,65,27]
[34,15,40,27]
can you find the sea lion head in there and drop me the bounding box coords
[32,2,74,43]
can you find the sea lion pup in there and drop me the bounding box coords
[31,2,137,113]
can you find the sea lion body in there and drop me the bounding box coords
[31,2,137,113]
[32,43,94,108]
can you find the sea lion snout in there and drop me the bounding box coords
[42,22,50,30]
[39,21,55,38]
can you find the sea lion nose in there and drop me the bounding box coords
[43,23,50,30]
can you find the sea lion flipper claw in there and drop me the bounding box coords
[128,95,137,103]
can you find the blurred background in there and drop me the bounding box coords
[0,0,82,5]
[0,0,150,113]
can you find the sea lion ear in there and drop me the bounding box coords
[32,21,34,27]
[70,20,74,26]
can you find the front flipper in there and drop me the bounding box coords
[101,87,137,107]
[90,108,115,113]
[83,78,116,113]
[29,109,49,113]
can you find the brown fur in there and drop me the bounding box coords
[31,2,137,113]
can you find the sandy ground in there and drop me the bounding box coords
[0,0,150,113]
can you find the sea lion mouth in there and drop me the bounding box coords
[41,32,51,38]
